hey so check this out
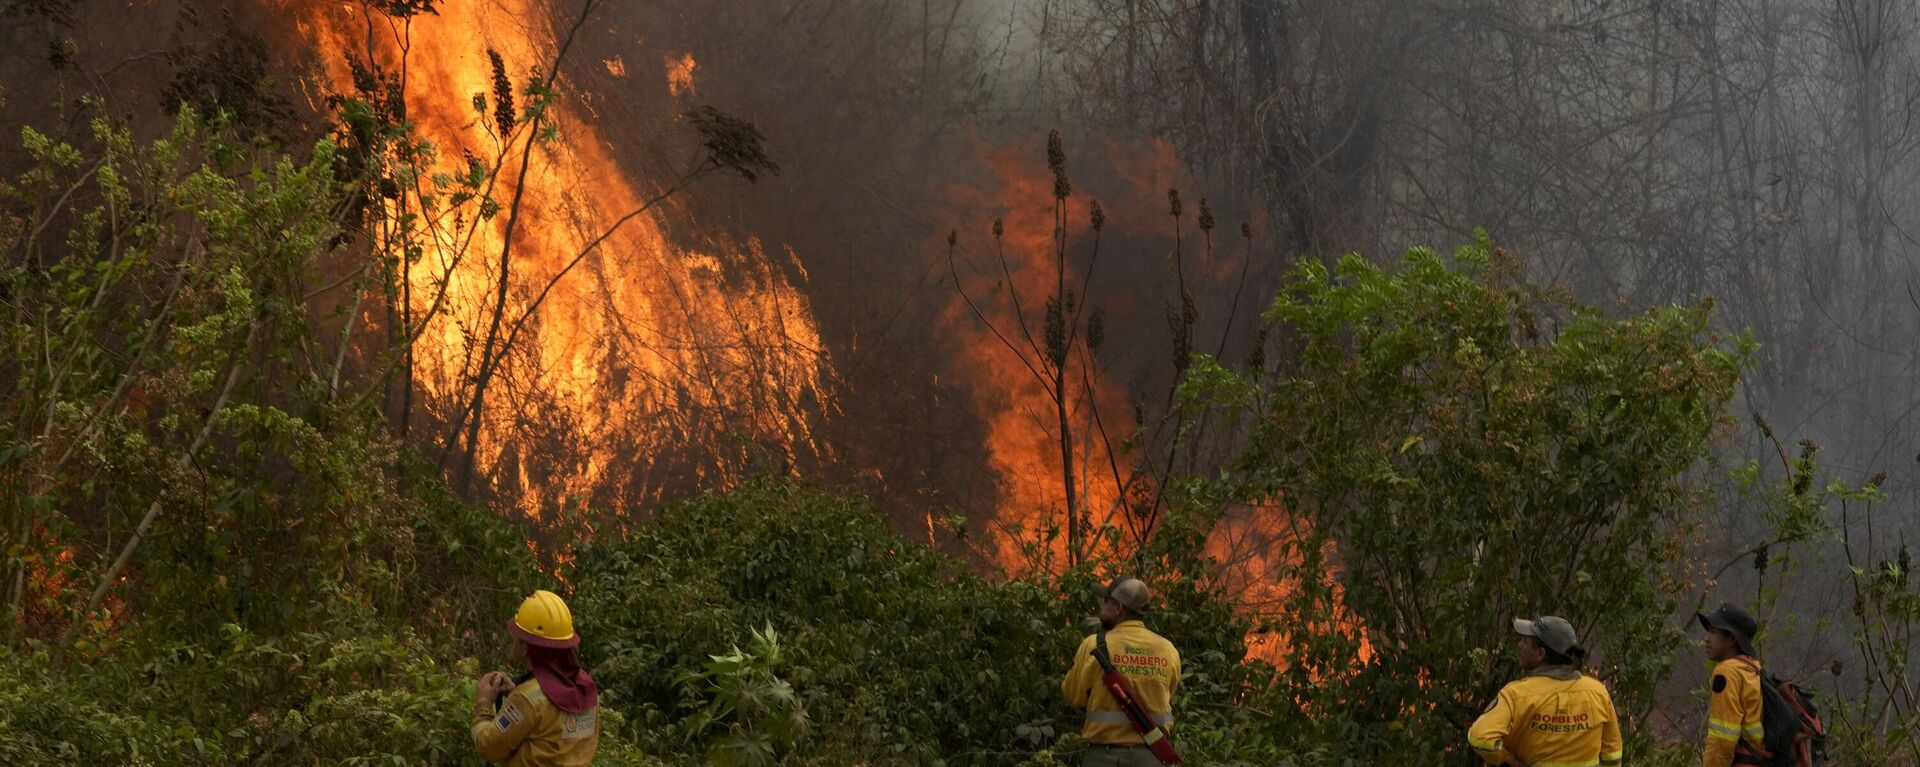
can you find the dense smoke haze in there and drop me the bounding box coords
[564,0,1920,670]
[1013,0,1920,724]
[4,0,1918,752]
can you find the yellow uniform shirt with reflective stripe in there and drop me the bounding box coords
[1467,669,1624,767]
[1702,657,1765,767]
[1061,620,1181,745]
[471,679,602,767]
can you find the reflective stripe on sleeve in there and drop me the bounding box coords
[1466,736,1503,754]
[1601,750,1624,764]
[1707,717,1742,740]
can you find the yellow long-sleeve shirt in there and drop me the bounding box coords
[1467,666,1624,767]
[1061,620,1181,745]
[1701,657,1765,767]
[470,678,601,766]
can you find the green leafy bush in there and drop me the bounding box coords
[0,647,210,765]
[1176,237,1748,762]
[0,104,551,766]
[572,481,1082,764]
[675,623,809,765]
[570,481,1261,765]
[0,622,470,766]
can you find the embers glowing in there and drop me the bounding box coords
[665,52,697,97]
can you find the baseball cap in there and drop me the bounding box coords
[1513,615,1581,656]
[1094,576,1152,613]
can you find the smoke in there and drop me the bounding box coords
[9,0,1914,712]
[1020,0,1920,713]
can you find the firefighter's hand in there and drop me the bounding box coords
[476,671,514,704]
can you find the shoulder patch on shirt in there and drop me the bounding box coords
[495,702,525,731]
[561,707,598,740]
[1712,674,1727,693]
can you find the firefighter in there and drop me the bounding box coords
[1468,615,1624,767]
[1698,603,1765,767]
[1061,576,1182,766]
[472,589,602,766]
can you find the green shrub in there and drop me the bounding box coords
[572,481,1078,763]
[0,622,473,766]
[675,623,808,765]
[1177,237,1747,761]
[571,481,1258,765]
[0,647,210,766]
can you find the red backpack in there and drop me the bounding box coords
[1731,659,1827,767]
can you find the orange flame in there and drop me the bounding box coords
[281,1,831,515]
[941,138,1144,572]
[1205,501,1371,667]
[946,135,1368,668]
[20,543,73,635]
[665,52,697,98]
[1205,502,1293,664]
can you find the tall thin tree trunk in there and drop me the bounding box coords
[1053,200,1079,566]
[1127,0,1139,99]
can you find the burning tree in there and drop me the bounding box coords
[943,131,1137,569]
[948,128,1113,569]
[941,131,1258,574]
[0,0,829,661]
[291,0,830,519]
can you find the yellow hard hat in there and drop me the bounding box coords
[507,589,580,648]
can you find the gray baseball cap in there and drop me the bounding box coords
[1094,576,1152,613]
[1513,616,1581,656]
